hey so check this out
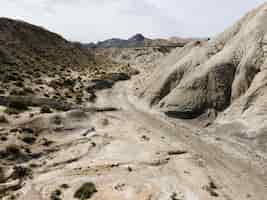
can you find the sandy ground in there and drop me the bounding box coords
[0,73,264,200]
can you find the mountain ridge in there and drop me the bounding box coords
[85,33,197,48]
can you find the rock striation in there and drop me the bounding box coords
[140,3,267,124]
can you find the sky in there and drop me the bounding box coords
[1,0,266,43]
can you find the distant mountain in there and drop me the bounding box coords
[85,34,192,48]
[169,36,210,44]
[128,33,145,42]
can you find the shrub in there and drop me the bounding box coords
[5,107,25,115]
[14,81,24,87]
[50,189,62,200]
[0,115,8,123]
[0,136,7,141]
[5,144,21,155]
[74,182,97,200]
[10,88,27,96]
[52,115,62,125]
[40,105,52,114]
[0,89,5,94]
[8,99,28,111]
[12,166,33,179]
[21,136,36,144]
[60,184,70,189]
[23,87,35,95]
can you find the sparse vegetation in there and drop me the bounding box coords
[4,107,19,115]
[50,189,62,200]
[60,184,70,189]
[12,166,33,180]
[74,182,97,200]
[52,115,62,125]
[21,136,36,144]
[5,145,21,156]
[0,115,8,123]
[40,105,53,113]
[203,181,219,197]
[0,135,8,141]
[7,99,28,112]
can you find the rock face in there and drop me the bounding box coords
[140,3,267,124]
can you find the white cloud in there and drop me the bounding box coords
[0,0,266,42]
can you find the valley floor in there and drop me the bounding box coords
[1,74,266,200]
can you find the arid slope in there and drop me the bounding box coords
[139,3,267,127]
[0,18,134,104]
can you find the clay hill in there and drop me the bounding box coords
[139,3,267,126]
[86,33,191,48]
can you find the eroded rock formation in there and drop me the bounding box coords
[140,3,267,123]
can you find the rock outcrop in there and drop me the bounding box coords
[140,3,267,124]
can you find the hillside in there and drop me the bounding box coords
[0,18,135,104]
[140,3,267,122]
[0,17,94,71]
[136,3,267,161]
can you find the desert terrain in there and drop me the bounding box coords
[1,3,267,200]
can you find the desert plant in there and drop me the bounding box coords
[21,136,36,144]
[8,98,28,110]
[12,166,33,179]
[40,105,52,114]
[23,87,34,95]
[0,89,5,94]
[4,107,20,115]
[60,184,70,189]
[0,136,8,141]
[74,182,97,200]
[0,115,8,123]
[50,189,62,200]
[5,144,21,155]
[10,88,27,96]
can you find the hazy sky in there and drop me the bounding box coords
[1,0,266,42]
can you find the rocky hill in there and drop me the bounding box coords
[0,18,135,104]
[86,33,189,48]
[0,17,94,71]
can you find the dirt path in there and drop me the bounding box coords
[97,79,267,199]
